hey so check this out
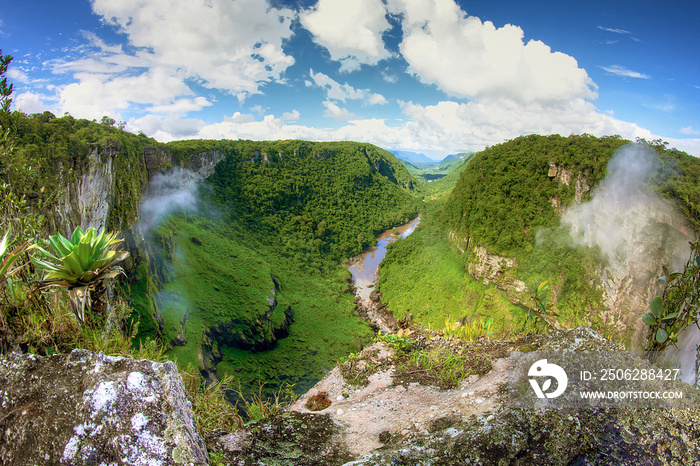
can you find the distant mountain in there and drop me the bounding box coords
[436,152,473,172]
[390,150,440,169]
[441,152,470,162]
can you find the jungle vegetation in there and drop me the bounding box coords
[378,134,700,342]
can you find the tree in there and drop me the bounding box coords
[0,50,13,112]
[31,226,129,325]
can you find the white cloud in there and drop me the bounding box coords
[323,101,356,120]
[680,126,700,136]
[250,105,267,116]
[282,109,301,121]
[149,97,213,114]
[225,112,257,124]
[90,0,296,96]
[51,0,297,121]
[600,65,651,79]
[309,69,387,105]
[81,30,123,54]
[58,67,194,120]
[7,68,31,84]
[198,114,327,141]
[14,92,47,114]
[128,114,206,141]
[143,95,664,159]
[387,0,597,104]
[381,70,398,83]
[597,26,632,35]
[368,93,388,105]
[300,0,392,72]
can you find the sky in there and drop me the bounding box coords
[2,0,699,160]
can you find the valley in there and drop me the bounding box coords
[2,111,700,405]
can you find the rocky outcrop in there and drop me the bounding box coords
[0,349,207,465]
[55,144,225,236]
[55,145,119,235]
[211,327,699,465]
[447,231,528,304]
[217,411,352,465]
[467,245,528,298]
[547,162,591,204]
[567,200,694,348]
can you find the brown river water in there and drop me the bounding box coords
[346,216,421,303]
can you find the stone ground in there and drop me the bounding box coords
[289,342,511,457]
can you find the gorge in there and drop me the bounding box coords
[2,113,700,463]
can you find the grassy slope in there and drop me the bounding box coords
[137,140,422,398]
[153,214,371,397]
[379,135,700,341]
[378,208,521,337]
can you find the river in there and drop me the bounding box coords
[346,216,421,304]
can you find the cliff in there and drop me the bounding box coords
[440,137,698,348]
[215,327,700,465]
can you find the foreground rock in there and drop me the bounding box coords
[214,327,700,465]
[0,349,207,465]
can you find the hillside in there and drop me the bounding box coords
[0,113,423,399]
[144,139,422,397]
[378,134,700,345]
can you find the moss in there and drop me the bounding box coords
[218,411,352,465]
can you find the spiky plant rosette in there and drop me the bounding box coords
[32,226,129,324]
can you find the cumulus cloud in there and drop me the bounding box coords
[128,114,206,141]
[309,69,387,105]
[51,0,296,120]
[680,126,700,136]
[387,0,597,104]
[300,0,392,72]
[167,96,666,159]
[14,92,47,114]
[7,68,31,84]
[149,97,213,114]
[600,65,651,79]
[58,67,193,120]
[90,0,295,96]
[198,114,327,141]
[282,109,301,121]
[323,101,357,120]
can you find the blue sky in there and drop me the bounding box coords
[2,0,699,159]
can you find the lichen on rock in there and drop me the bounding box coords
[0,349,207,465]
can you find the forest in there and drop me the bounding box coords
[3,101,700,401]
[378,133,700,342]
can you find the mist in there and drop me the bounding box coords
[562,143,689,270]
[137,167,203,234]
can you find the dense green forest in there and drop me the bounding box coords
[378,134,700,341]
[0,110,423,398]
[444,134,700,255]
[4,103,700,396]
[0,110,158,231]
[145,139,422,397]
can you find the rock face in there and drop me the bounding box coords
[0,349,207,465]
[55,145,120,235]
[213,327,699,465]
[55,145,225,235]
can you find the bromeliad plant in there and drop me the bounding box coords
[31,226,129,326]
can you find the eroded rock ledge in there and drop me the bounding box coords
[217,327,700,465]
[0,349,207,465]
